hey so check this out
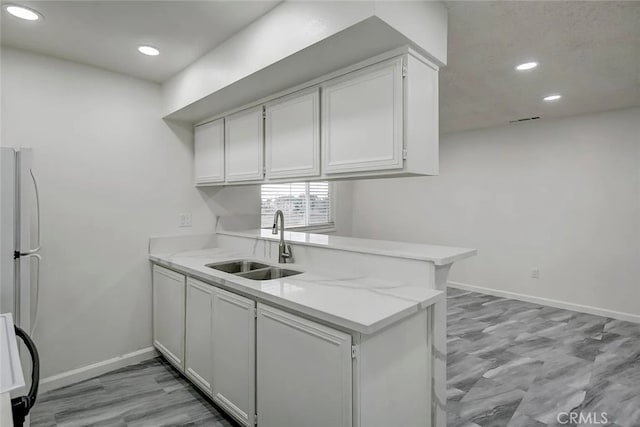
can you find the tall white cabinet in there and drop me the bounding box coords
[265,87,320,179]
[321,57,404,174]
[185,278,214,395]
[152,265,185,370]
[256,304,352,427]
[194,118,225,185]
[225,106,264,182]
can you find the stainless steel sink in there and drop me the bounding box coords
[206,260,269,274]
[206,260,302,281]
[236,267,302,281]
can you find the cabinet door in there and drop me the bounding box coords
[256,304,352,427]
[225,106,264,182]
[152,265,186,370]
[322,57,404,174]
[185,278,214,395]
[194,119,225,185]
[212,287,256,427]
[265,88,320,179]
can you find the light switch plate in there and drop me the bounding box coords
[179,213,192,227]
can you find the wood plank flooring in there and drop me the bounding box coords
[30,358,238,427]
[447,288,640,426]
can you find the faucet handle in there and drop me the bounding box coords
[281,244,293,263]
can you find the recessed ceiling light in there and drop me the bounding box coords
[5,4,42,21]
[543,94,562,102]
[138,45,160,56]
[515,62,538,71]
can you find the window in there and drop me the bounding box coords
[261,182,334,231]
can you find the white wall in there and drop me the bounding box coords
[162,1,372,115]
[333,182,354,236]
[1,47,258,378]
[349,108,640,317]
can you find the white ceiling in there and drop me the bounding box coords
[1,1,638,132]
[441,1,640,133]
[0,1,280,82]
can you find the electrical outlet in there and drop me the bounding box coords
[531,268,540,279]
[179,213,192,227]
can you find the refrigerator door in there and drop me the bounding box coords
[0,148,35,333]
[16,149,34,334]
[1,148,17,317]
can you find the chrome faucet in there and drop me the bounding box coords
[272,210,293,263]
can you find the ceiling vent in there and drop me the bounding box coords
[509,116,541,124]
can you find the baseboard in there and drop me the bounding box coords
[39,347,158,393]
[447,281,640,324]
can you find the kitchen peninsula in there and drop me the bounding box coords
[149,230,476,427]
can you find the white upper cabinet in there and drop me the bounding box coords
[225,106,264,182]
[321,57,404,174]
[194,119,224,185]
[193,50,439,186]
[265,87,320,179]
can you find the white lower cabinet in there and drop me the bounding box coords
[211,287,256,427]
[185,278,214,395]
[256,304,353,427]
[152,265,186,370]
[152,264,434,427]
[152,266,356,427]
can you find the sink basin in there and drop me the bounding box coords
[206,260,302,281]
[206,260,270,274]
[236,267,302,281]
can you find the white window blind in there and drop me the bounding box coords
[261,182,333,230]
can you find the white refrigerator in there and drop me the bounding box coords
[0,147,41,336]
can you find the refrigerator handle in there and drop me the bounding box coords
[21,253,41,335]
[21,168,41,256]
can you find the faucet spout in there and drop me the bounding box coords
[272,210,283,236]
[272,210,292,263]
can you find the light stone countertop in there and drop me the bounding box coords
[217,229,477,265]
[150,248,444,335]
